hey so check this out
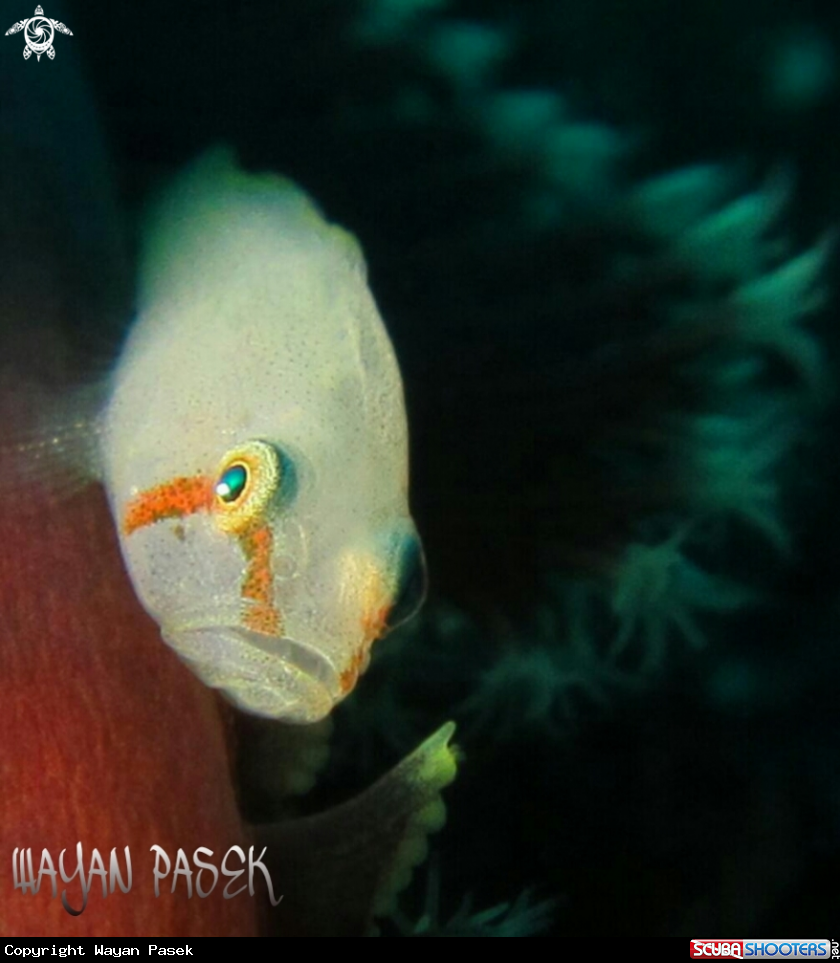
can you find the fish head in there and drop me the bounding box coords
[102,149,425,723]
[115,437,424,723]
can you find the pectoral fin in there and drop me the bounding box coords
[0,371,106,506]
[256,722,458,937]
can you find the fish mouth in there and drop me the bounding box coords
[162,624,341,724]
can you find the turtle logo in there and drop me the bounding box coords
[5,5,72,61]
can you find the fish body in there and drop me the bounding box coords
[98,149,424,723]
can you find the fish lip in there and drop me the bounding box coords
[162,624,341,724]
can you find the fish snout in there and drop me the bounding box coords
[163,624,341,723]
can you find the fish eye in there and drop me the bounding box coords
[215,463,248,504]
[213,440,281,533]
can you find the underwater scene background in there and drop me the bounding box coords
[2,0,840,938]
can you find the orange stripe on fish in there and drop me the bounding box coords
[124,478,283,636]
[336,563,392,695]
[122,475,214,536]
[240,524,283,635]
[339,651,363,695]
